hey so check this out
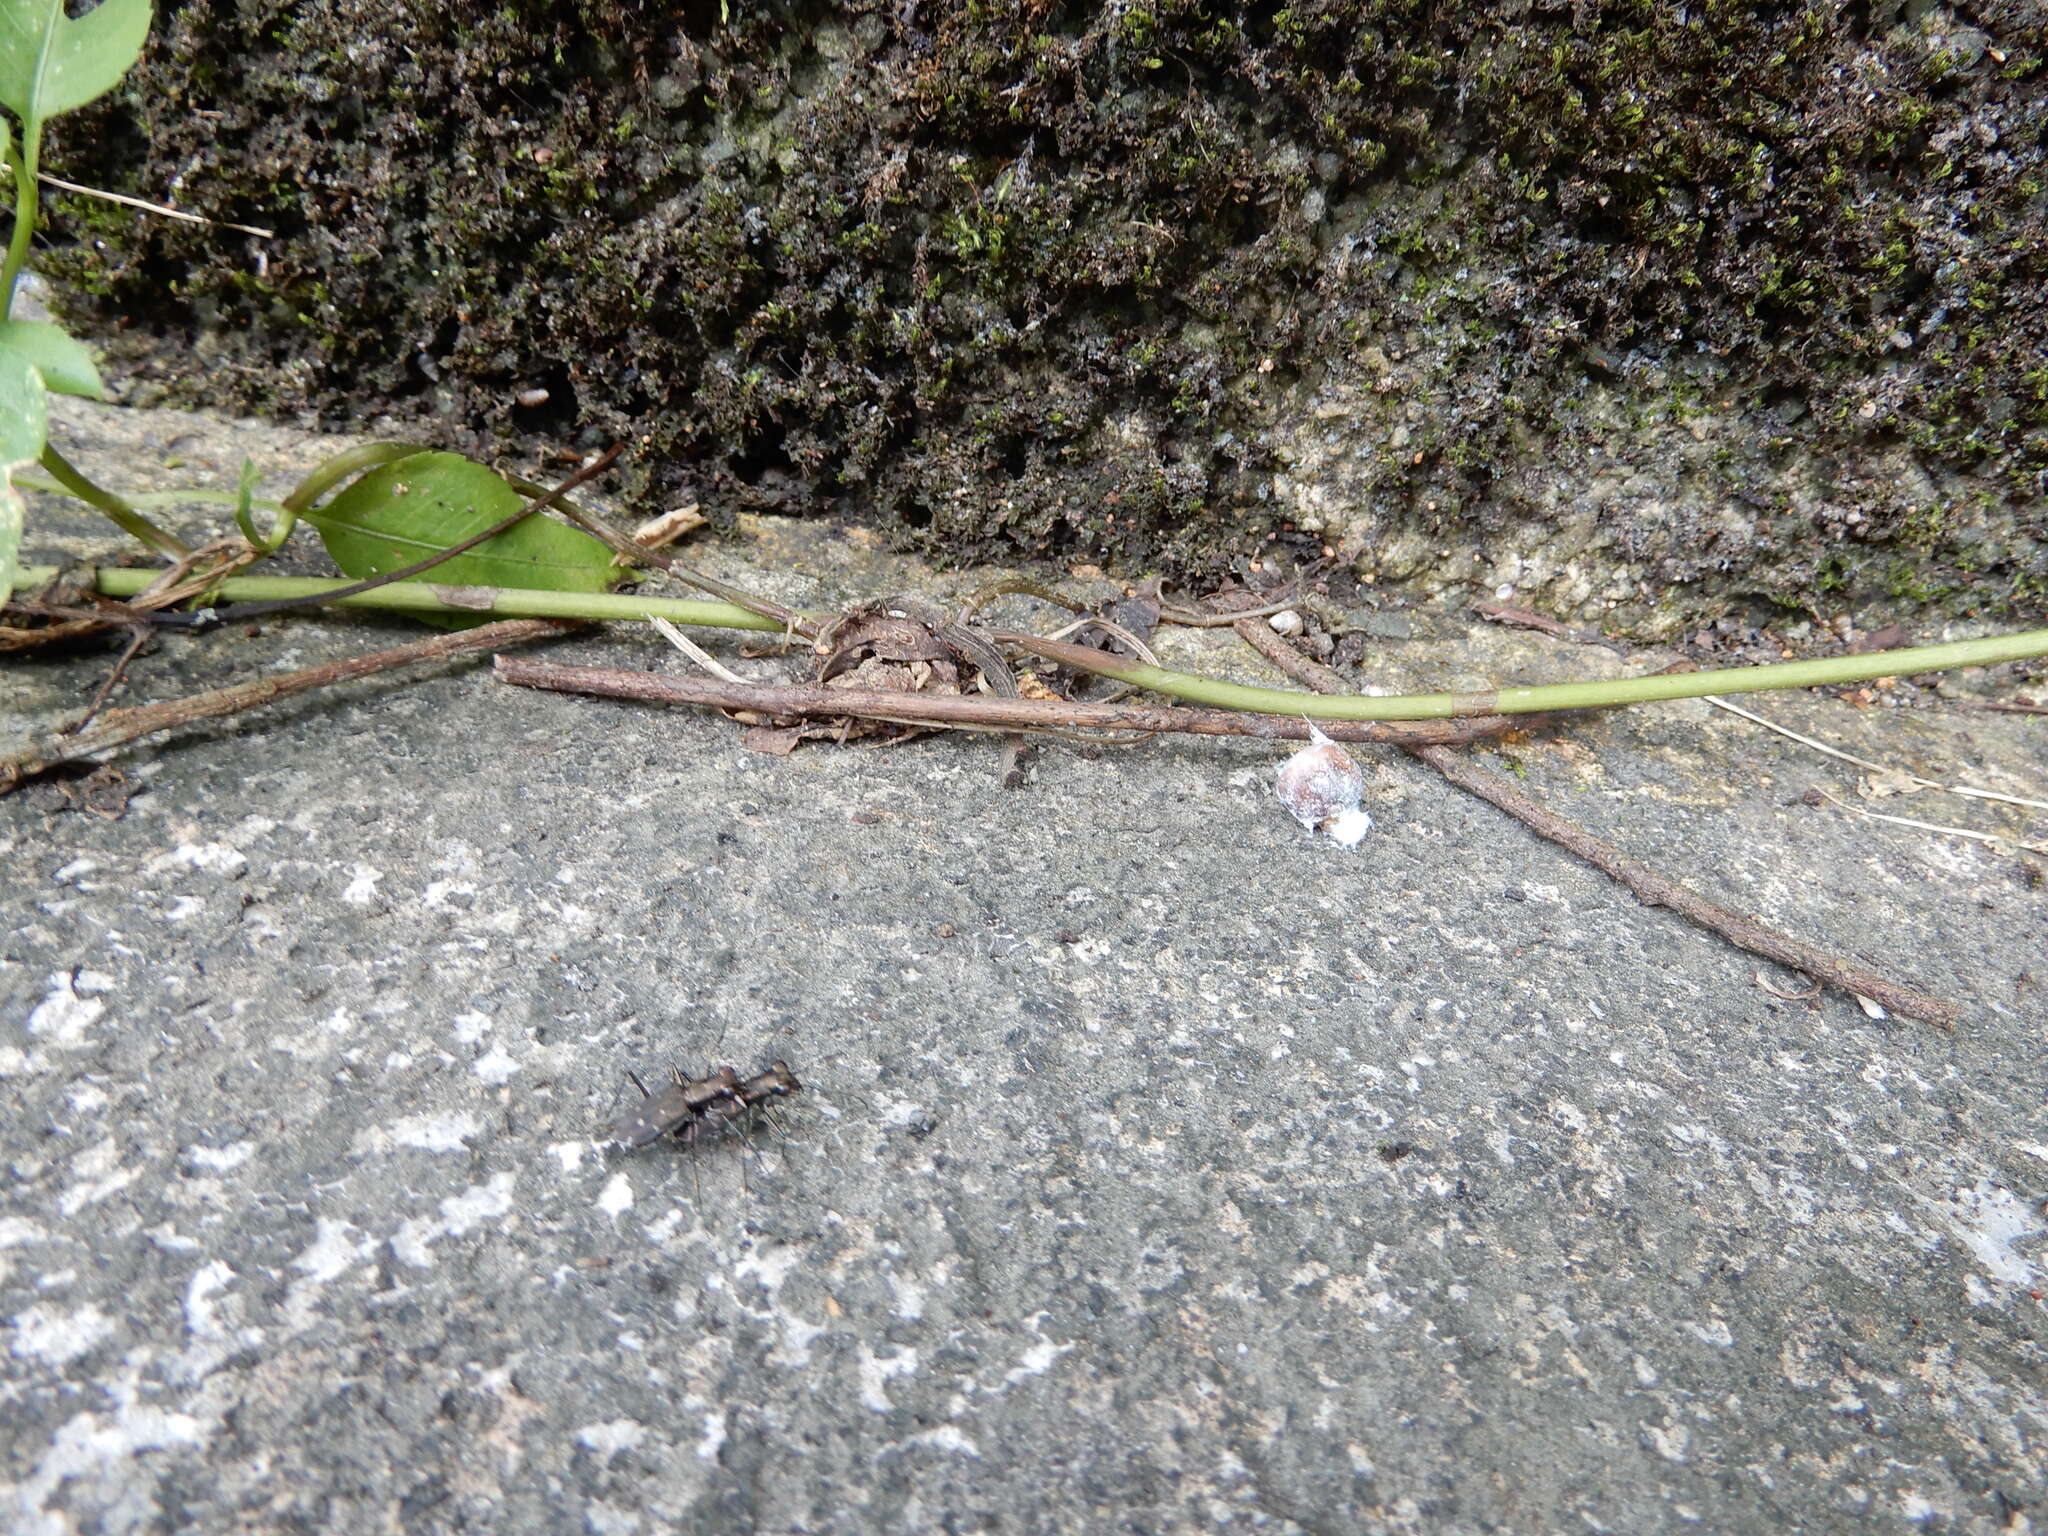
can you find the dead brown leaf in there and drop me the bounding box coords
[738,725,806,756]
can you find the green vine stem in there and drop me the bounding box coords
[279,442,425,513]
[1004,631,2048,719]
[37,445,189,557]
[71,566,785,633]
[39,565,2048,719]
[2,119,40,312]
[12,476,290,518]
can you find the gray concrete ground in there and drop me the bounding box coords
[4,402,2046,1534]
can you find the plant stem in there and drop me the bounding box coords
[71,566,787,632]
[492,655,1541,747]
[1005,630,2048,719]
[2,119,41,314]
[535,491,822,638]
[12,478,291,516]
[31,566,2048,718]
[37,445,189,557]
[1232,618,1961,1030]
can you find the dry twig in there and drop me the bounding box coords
[61,626,153,736]
[29,167,277,237]
[1233,619,1959,1031]
[2,619,576,794]
[492,655,1540,747]
[1963,699,2048,716]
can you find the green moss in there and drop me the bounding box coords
[27,0,2048,614]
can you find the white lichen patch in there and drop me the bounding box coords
[857,1343,919,1412]
[1001,1337,1076,1389]
[350,1112,482,1157]
[181,1142,254,1173]
[390,1172,518,1269]
[291,1220,373,1285]
[900,1425,981,1457]
[695,1405,728,1462]
[7,1400,210,1536]
[450,1010,493,1044]
[575,1419,647,1465]
[57,1143,137,1218]
[473,1046,519,1085]
[1937,1179,2043,1291]
[182,1261,238,1341]
[596,1173,634,1217]
[26,973,106,1049]
[9,1302,117,1367]
[878,1098,932,1129]
[145,842,247,878]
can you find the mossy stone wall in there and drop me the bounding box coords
[45,0,2048,627]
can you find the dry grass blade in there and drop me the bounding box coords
[33,168,277,237]
[648,618,752,685]
[1708,695,2048,813]
[1810,788,2048,858]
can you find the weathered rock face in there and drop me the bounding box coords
[43,0,2048,629]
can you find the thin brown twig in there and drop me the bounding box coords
[1,619,576,794]
[541,493,821,640]
[0,545,269,652]
[1473,598,1630,653]
[491,655,1541,746]
[1957,699,2048,716]
[133,538,266,610]
[1232,618,1959,1031]
[61,625,153,736]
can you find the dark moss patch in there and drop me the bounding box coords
[39,0,2048,621]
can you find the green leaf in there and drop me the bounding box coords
[301,450,616,626]
[281,441,423,515]
[231,455,260,545]
[0,319,102,398]
[0,340,44,606]
[0,333,41,462]
[0,0,151,123]
[0,475,20,609]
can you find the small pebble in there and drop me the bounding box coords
[1267,609,1304,637]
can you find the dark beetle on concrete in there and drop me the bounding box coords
[606,1065,743,1149]
[691,1061,803,1142]
[605,1061,803,1150]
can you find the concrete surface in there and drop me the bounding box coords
[3,402,2047,1534]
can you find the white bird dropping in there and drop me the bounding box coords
[1275,722,1371,847]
